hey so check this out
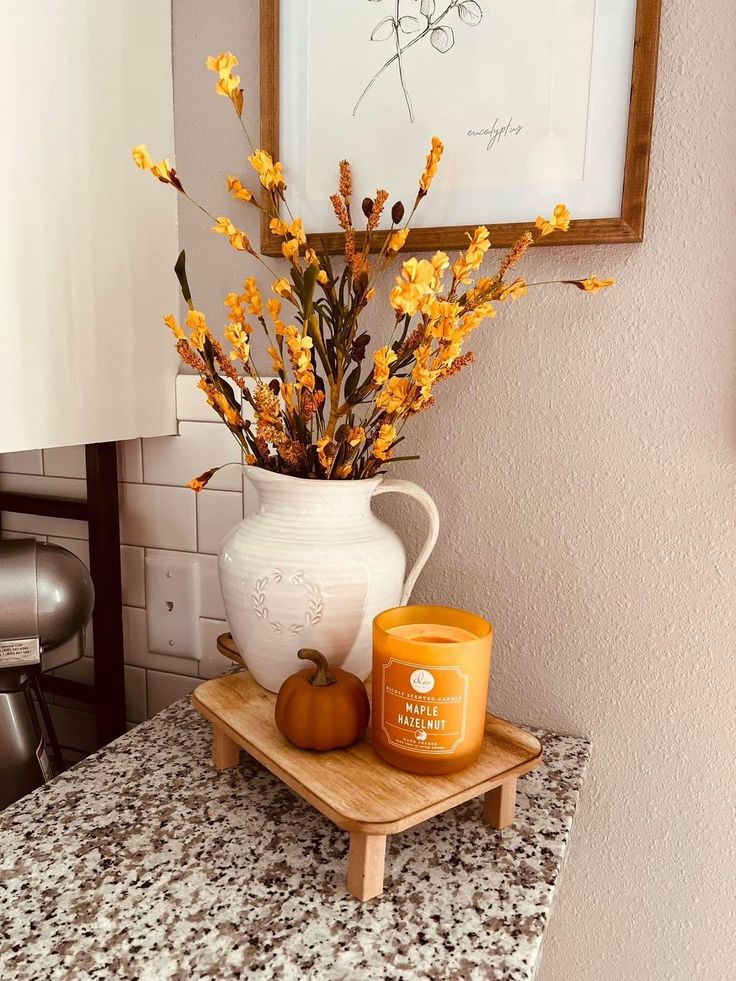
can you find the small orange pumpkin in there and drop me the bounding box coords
[275,648,370,751]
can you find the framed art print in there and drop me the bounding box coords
[260,0,661,254]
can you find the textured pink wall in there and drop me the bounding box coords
[173,2,736,977]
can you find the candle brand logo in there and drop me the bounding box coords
[409,669,435,694]
[409,668,434,695]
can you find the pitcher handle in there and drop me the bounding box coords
[374,478,440,606]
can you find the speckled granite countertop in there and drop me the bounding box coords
[0,697,589,981]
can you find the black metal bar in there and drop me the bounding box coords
[31,674,65,773]
[39,675,95,704]
[0,492,88,521]
[85,443,127,745]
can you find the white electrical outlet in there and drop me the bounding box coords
[145,553,201,659]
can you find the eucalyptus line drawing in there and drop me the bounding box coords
[354,0,484,123]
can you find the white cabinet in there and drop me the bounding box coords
[0,0,179,453]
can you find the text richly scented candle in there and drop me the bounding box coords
[372,605,493,775]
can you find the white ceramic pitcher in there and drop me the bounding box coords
[218,467,439,692]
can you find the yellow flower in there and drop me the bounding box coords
[229,229,251,252]
[411,355,440,394]
[431,251,450,279]
[288,218,306,245]
[497,278,528,301]
[163,313,185,340]
[282,238,300,262]
[372,346,398,387]
[248,149,286,191]
[419,136,444,193]
[282,382,299,410]
[316,270,329,286]
[207,55,244,115]
[387,228,410,254]
[272,278,295,301]
[131,144,153,170]
[535,204,571,237]
[226,176,253,202]
[574,276,615,293]
[212,216,236,236]
[224,322,250,362]
[215,72,240,99]
[284,326,315,389]
[336,464,353,478]
[347,426,366,447]
[150,158,173,183]
[452,226,491,284]
[242,278,263,317]
[376,377,411,415]
[186,310,210,351]
[266,298,281,320]
[269,217,290,237]
[373,423,397,461]
[224,294,246,326]
[206,52,239,78]
[267,345,284,373]
[389,258,438,316]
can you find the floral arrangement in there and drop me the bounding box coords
[132,52,613,488]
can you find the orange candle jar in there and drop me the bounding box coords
[372,605,493,775]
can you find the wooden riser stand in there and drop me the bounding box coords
[194,663,542,902]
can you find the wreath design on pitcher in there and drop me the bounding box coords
[251,569,324,635]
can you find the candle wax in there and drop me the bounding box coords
[385,623,477,644]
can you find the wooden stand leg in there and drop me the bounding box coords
[483,777,517,829]
[212,725,241,770]
[346,833,386,901]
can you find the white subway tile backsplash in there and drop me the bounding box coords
[147,670,200,718]
[0,510,88,540]
[119,483,196,551]
[0,472,87,501]
[198,617,231,679]
[142,422,243,491]
[196,489,243,554]
[122,605,199,677]
[199,553,227,620]
[0,449,43,474]
[121,545,145,607]
[48,535,90,568]
[48,704,97,754]
[43,444,86,479]
[124,665,147,723]
[118,439,143,483]
[1,530,47,542]
[52,655,95,711]
[53,654,95,684]
[176,373,214,423]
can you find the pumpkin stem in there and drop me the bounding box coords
[298,648,337,687]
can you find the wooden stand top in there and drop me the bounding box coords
[193,671,542,836]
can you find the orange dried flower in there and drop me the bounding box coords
[368,189,389,231]
[187,466,220,493]
[498,232,533,279]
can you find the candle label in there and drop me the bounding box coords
[380,658,469,755]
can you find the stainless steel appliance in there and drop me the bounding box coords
[0,539,94,808]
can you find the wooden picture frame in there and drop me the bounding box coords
[259,0,661,255]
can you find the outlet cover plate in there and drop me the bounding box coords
[145,553,201,659]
